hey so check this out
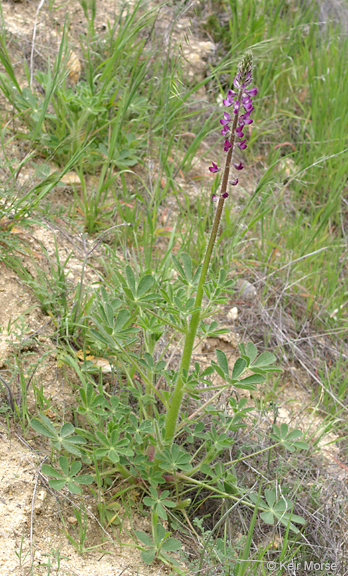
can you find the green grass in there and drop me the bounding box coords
[0,0,347,574]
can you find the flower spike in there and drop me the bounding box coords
[209,51,257,200]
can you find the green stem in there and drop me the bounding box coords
[163,91,243,444]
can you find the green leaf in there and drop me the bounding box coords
[232,357,247,379]
[156,523,167,541]
[171,255,185,280]
[157,502,167,521]
[288,514,306,525]
[141,548,156,564]
[286,430,303,441]
[201,366,214,378]
[58,456,70,476]
[293,441,309,450]
[125,266,136,295]
[67,480,82,494]
[238,374,265,385]
[200,463,211,475]
[273,498,289,512]
[60,423,75,438]
[246,342,258,363]
[70,461,82,476]
[265,489,276,508]
[75,474,94,485]
[143,497,156,507]
[252,352,276,367]
[181,253,192,282]
[30,417,56,439]
[114,309,130,331]
[105,303,115,327]
[135,530,153,547]
[161,537,181,552]
[215,349,229,376]
[48,479,66,491]
[41,464,65,479]
[137,275,154,298]
[260,511,274,525]
[89,328,111,346]
[210,362,225,379]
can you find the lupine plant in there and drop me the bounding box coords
[31,52,308,568]
[164,52,258,444]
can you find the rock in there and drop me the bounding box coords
[236,279,257,301]
[227,306,238,321]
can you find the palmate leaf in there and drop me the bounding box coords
[270,423,308,451]
[157,444,192,472]
[42,456,93,494]
[249,490,306,534]
[31,415,86,456]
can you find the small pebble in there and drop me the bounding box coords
[227,306,238,321]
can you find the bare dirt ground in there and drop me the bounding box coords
[0,0,347,575]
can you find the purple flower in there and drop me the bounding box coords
[220,112,231,126]
[209,162,221,173]
[233,100,240,114]
[224,139,232,152]
[245,71,252,85]
[246,88,258,96]
[212,194,218,202]
[242,96,252,106]
[233,162,244,170]
[221,125,230,136]
[236,125,244,134]
[233,72,244,89]
[240,112,253,125]
[221,192,229,199]
[229,178,239,186]
[223,89,238,107]
[237,140,247,150]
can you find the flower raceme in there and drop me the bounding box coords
[163,53,257,446]
[208,51,257,202]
